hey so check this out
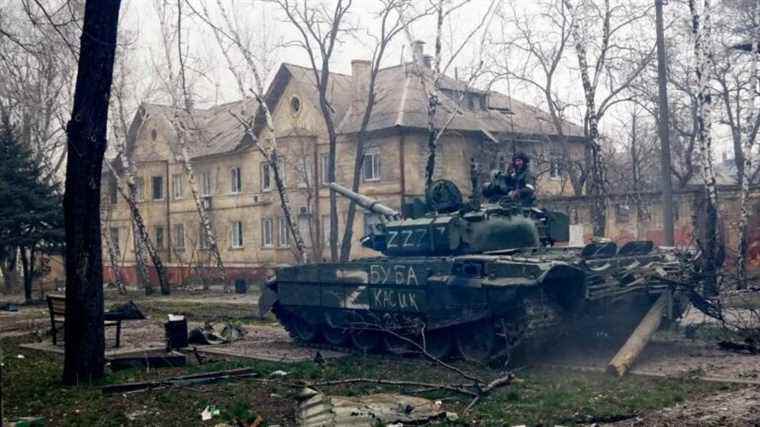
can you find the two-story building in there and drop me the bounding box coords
[103,49,588,286]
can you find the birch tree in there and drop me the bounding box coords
[273,0,353,262]
[338,0,429,261]
[689,0,722,294]
[153,0,228,289]
[561,0,656,237]
[188,0,308,263]
[713,0,760,286]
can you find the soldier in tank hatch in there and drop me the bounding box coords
[482,151,536,206]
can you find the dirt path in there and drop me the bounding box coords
[602,387,760,426]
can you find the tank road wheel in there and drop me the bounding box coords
[350,329,381,353]
[290,315,320,343]
[456,320,497,364]
[323,326,349,347]
[423,328,453,360]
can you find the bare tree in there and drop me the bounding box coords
[62,0,122,385]
[338,0,429,261]
[689,0,722,294]
[273,0,354,262]
[152,0,229,289]
[712,0,760,286]
[188,0,308,263]
[562,0,656,236]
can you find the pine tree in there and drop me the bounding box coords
[0,116,64,302]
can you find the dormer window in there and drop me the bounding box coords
[290,96,301,115]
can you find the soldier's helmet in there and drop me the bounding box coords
[512,151,530,164]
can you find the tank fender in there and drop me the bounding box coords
[257,277,278,318]
[537,263,587,311]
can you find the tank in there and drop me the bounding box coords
[259,180,687,362]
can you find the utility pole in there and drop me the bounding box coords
[655,0,675,246]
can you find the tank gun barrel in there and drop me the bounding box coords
[328,182,399,217]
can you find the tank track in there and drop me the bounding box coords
[273,293,565,362]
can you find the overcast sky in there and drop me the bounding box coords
[114,0,733,157]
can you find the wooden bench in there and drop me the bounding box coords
[47,295,123,348]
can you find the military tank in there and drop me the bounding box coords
[259,180,686,362]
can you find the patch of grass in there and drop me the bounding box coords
[1,333,736,426]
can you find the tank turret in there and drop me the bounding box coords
[330,180,569,257]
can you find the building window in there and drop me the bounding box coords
[154,225,165,249]
[151,176,164,200]
[261,217,274,248]
[320,153,330,185]
[277,217,290,247]
[200,171,213,196]
[108,179,118,204]
[199,226,210,250]
[260,162,271,192]
[549,155,562,179]
[290,96,301,114]
[297,157,313,188]
[230,167,242,193]
[172,174,184,200]
[615,204,631,223]
[322,214,331,245]
[173,224,185,251]
[362,149,381,182]
[231,221,244,248]
[364,213,382,235]
[109,227,120,256]
[133,177,145,201]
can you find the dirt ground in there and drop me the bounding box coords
[604,387,760,426]
[4,289,760,425]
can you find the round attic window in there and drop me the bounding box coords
[290,96,301,115]
[151,129,157,141]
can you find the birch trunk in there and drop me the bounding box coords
[566,0,607,237]
[689,0,721,294]
[105,161,167,294]
[736,21,759,288]
[176,141,228,289]
[101,204,127,294]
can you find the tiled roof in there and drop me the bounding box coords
[129,62,586,163]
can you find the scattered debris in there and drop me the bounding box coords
[295,387,449,426]
[718,339,759,354]
[0,303,18,312]
[16,354,25,359]
[108,351,186,371]
[102,367,258,394]
[165,315,189,350]
[269,370,288,377]
[104,301,145,320]
[201,405,220,421]
[188,322,246,346]
[4,416,45,426]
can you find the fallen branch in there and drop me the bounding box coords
[102,367,258,394]
[310,377,478,397]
